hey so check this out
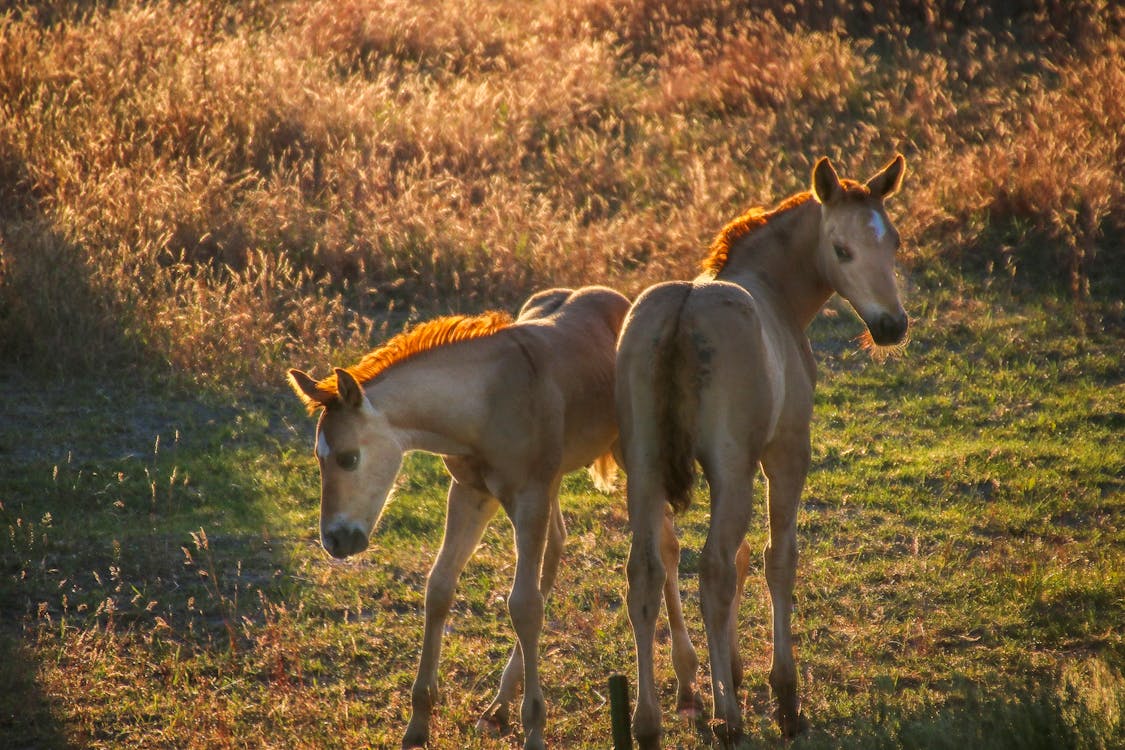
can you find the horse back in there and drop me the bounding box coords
[504,286,631,476]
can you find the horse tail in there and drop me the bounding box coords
[588,450,618,493]
[654,287,697,514]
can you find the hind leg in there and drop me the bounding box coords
[626,475,669,749]
[660,506,701,718]
[478,498,566,736]
[723,537,752,700]
[503,482,561,750]
[762,439,810,737]
[699,460,756,747]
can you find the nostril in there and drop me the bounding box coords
[322,529,342,558]
[892,313,908,339]
[878,314,894,339]
[345,527,369,555]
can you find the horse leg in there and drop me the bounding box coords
[507,485,552,750]
[403,480,499,749]
[478,497,566,735]
[626,475,668,750]
[729,537,752,695]
[762,440,810,738]
[660,506,701,718]
[699,462,755,747]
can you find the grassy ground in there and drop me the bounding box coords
[1,1,1123,748]
[2,0,1123,381]
[1,277,1121,748]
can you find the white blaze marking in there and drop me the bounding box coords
[869,210,887,242]
[316,431,331,460]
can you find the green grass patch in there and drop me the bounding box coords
[2,279,1120,748]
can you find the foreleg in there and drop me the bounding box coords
[402,481,498,749]
[762,440,810,738]
[699,463,755,747]
[478,497,566,735]
[507,486,553,750]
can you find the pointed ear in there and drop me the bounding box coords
[334,368,366,410]
[866,153,905,200]
[812,157,843,204]
[287,368,334,413]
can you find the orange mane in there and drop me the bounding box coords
[702,180,869,274]
[311,311,514,406]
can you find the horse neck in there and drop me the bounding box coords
[716,198,832,330]
[364,347,495,455]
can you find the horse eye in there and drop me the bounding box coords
[335,451,360,470]
[834,243,853,262]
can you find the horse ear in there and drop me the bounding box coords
[866,153,906,200]
[288,368,333,412]
[812,157,842,204]
[333,368,366,411]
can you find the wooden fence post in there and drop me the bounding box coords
[609,673,632,749]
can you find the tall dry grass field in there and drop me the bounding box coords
[0,1,1122,748]
[1,0,1122,384]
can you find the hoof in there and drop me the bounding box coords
[709,718,743,749]
[775,705,808,738]
[676,690,705,720]
[634,699,664,750]
[475,711,511,738]
[401,731,427,749]
[771,676,805,739]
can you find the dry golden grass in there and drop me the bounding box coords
[0,0,1121,384]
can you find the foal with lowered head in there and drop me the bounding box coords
[290,286,639,750]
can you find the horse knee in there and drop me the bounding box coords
[763,538,797,580]
[700,546,737,602]
[410,678,438,714]
[627,547,664,620]
[627,543,663,586]
[424,575,456,620]
[507,588,544,634]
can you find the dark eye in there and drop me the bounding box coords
[335,451,360,471]
[834,243,853,262]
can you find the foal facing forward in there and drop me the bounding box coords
[289,286,637,750]
[617,155,910,747]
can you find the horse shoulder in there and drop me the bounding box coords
[484,327,566,441]
[467,385,558,499]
